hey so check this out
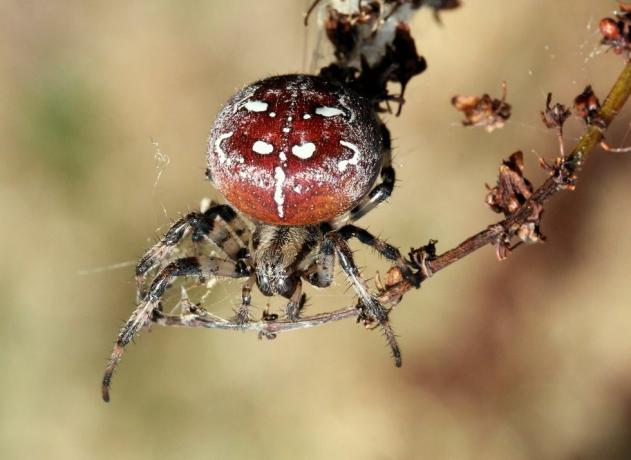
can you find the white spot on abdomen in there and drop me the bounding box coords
[291,142,316,159]
[273,166,286,218]
[339,97,355,122]
[252,140,274,155]
[303,114,311,120]
[215,132,234,164]
[316,106,344,117]
[244,100,268,112]
[338,140,361,172]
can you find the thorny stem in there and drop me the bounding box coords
[152,60,631,338]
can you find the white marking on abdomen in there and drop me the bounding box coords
[215,132,234,164]
[291,142,316,159]
[338,140,361,172]
[252,140,274,155]
[339,97,355,122]
[316,106,344,117]
[303,114,311,120]
[244,100,268,112]
[273,166,286,218]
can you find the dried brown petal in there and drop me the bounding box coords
[486,151,533,216]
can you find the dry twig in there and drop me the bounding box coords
[151,60,631,338]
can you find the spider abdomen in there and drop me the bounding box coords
[207,74,383,225]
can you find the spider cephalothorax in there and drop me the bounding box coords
[102,74,417,402]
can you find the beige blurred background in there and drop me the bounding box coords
[2,1,631,459]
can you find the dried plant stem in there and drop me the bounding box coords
[425,60,631,276]
[152,60,631,338]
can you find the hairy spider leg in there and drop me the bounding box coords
[102,256,251,402]
[337,224,419,287]
[348,123,395,222]
[284,278,306,321]
[325,232,402,367]
[232,275,255,324]
[303,237,335,288]
[135,203,251,301]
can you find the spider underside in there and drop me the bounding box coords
[102,122,417,402]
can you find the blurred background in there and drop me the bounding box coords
[2,1,631,459]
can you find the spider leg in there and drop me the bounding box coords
[349,123,395,222]
[102,255,250,402]
[232,275,255,324]
[136,203,251,300]
[325,232,402,367]
[337,224,419,287]
[283,278,306,321]
[303,237,336,288]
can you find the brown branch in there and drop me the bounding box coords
[424,60,631,277]
[150,60,631,338]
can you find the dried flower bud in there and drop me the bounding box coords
[574,85,604,128]
[541,93,571,130]
[486,151,533,216]
[599,6,631,56]
[452,82,512,132]
[600,18,622,41]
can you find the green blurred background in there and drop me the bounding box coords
[3,1,631,459]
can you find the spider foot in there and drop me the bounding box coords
[231,306,252,325]
[284,293,307,321]
[356,299,402,367]
[258,330,277,340]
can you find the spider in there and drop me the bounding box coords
[102,74,418,402]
